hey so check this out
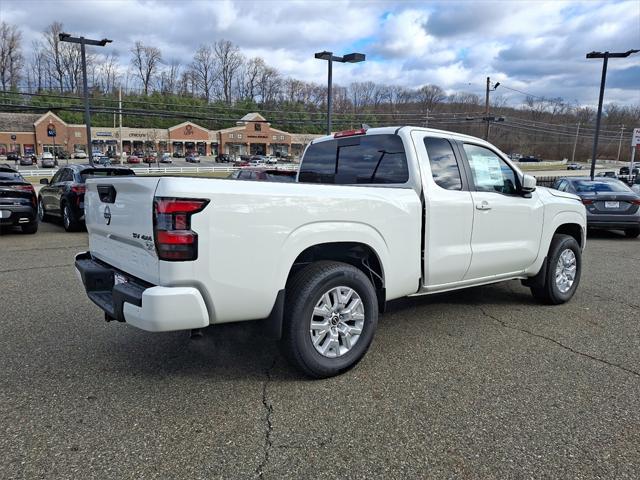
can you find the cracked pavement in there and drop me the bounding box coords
[1,223,639,479]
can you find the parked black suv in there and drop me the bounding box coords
[0,165,38,233]
[216,154,232,163]
[38,164,135,231]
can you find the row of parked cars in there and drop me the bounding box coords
[0,163,135,234]
[0,163,295,235]
[3,158,639,238]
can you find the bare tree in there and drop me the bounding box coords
[213,40,243,104]
[26,41,46,92]
[257,65,280,104]
[159,61,180,95]
[417,84,446,112]
[237,56,266,101]
[0,21,23,90]
[97,52,120,94]
[42,22,65,91]
[190,45,217,101]
[130,40,162,95]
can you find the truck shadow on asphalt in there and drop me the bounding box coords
[91,281,534,381]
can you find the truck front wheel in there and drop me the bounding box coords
[281,261,379,378]
[530,234,582,305]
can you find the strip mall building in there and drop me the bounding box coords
[0,112,320,158]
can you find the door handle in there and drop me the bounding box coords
[476,201,491,211]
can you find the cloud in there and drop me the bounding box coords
[1,0,638,106]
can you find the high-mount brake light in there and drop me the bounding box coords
[153,197,209,261]
[333,128,367,138]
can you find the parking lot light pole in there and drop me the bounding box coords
[586,49,639,180]
[315,51,365,135]
[59,33,112,166]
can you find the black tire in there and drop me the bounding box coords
[624,228,640,239]
[281,261,379,379]
[62,203,81,232]
[530,234,581,305]
[21,222,38,234]
[37,197,48,222]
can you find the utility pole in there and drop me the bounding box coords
[571,122,581,163]
[586,49,639,180]
[616,125,624,162]
[59,33,112,165]
[484,77,490,140]
[483,77,500,141]
[118,86,123,164]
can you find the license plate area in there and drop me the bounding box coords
[605,201,619,209]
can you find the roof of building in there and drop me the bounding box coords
[0,112,42,132]
[238,112,267,123]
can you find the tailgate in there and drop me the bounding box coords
[85,177,161,284]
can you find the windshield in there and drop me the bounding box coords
[80,169,135,182]
[573,179,631,193]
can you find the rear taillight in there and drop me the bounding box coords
[632,199,640,205]
[12,184,34,193]
[582,199,593,205]
[71,185,86,194]
[153,197,209,261]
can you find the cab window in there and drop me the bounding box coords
[424,137,462,190]
[463,144,518,195]
[299,134,409,184]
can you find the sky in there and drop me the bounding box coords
[1,0,639,107]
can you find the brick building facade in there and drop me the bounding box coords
[0,111,321,159]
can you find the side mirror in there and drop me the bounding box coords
[521,174,536,193]
[40,178,49,185]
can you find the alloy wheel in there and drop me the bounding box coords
[309,286,365,358]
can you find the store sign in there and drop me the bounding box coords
[10,134,16,140]
[47,124,56,137]
[632,128,640,147]
[96,132,112,137]
[129,133,146,138]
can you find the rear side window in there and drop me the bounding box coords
[424,137,462,190]
[0,169,23,181]
[299,134,408,184]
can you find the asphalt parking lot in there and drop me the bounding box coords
[1,223,639,479]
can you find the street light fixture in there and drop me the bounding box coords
[586,49,639,180]
[59,32,113,165]
[315,51,366,135]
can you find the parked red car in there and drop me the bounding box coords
[126,155,141,164]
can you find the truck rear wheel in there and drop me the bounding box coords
[281,261,379,378]
[530,234,581,305]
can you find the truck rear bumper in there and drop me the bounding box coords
[75,252,209,332]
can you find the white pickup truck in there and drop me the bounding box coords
[75,127,586,378]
